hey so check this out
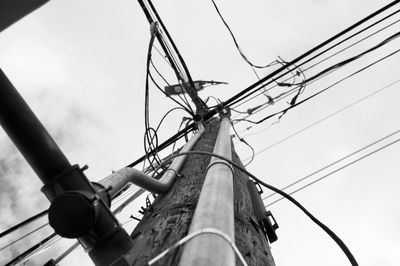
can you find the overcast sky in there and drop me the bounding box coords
[1,0,399,265]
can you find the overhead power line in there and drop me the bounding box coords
[0,209,48,239]
[220,0,400,109]
[242,78,400,160]
[126,1,400,170]
[244,47,400,125]
[150,150,359,266]
[232,13,400,113]
[264,130,400,207]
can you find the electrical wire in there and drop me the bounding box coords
[152,150,358,265]
[242,78,400,161]
[127,1,400,170]
[4,232,57,266]
[296,31,400,86]
[149,59,193,114]
[231,26,400,121]
[0,223,49,252]
[147,228,248,266]
[210,0,279,70]
[265,134,400,207]
[220,1,400,110]
[239,47,400,125]
[0,209,48,239]
[231,121,255,167]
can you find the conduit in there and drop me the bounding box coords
[179,115,235,266]
[99,123,204,195]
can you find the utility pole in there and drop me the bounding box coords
[128,116,276,266]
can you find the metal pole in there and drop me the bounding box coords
[0,69,71,183]
[179,115,235,266]
[0,69,134,266]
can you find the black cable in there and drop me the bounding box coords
[297,31,400,86]
[146,0,201,101]
[0,209,48,239]
[218,1,400,110]
[231,121,255,167]
[210,0,278,70]
[127,1,400,170]
[239,47,400,125]
[126,122,195,168]
[149,59,193,115]
[152,151,359,266]
[4,232,57,266]
[265,135,400,207]
[231,11,400,112]
[242,78,400,159]
[0,223,49,252]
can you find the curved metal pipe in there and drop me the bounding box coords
[100,123,204,196]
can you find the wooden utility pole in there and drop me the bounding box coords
[129,117,276,266]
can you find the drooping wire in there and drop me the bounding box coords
[231,28,400,125]
[231,11,400,113]
[149,59,193,115]
[230,121,255,167]
[265,134,400,207]
[152,151,359,266]
[221,2,400,110]
[238,47,400,125]
[127,1,400,172]
[210,0,279,70]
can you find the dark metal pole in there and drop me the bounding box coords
[0,69,134,265]
[0,70,70,183]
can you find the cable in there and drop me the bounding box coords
[0,223,49,252]
[265,135,400,207]
[4,232,57,266]
[241,78,400,161]
[127,1,400,170]
[149,60,193,114]
[152,151,358,266]
[210,0,278,83]
[297,31,400,86]
[231,13,400,114]
[231,121,254,167]
[232,27,400,122]
[240,47,400,125]
[218,1,400,110]
[262,129,400,200]
[147,228,248,266]
[0,209,48,239]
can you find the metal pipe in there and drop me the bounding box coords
[179,116,235,266]
[0,69,134,266]
[0,69,71,183]
[99,124,204,195]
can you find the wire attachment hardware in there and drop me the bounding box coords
[247,180,278,243]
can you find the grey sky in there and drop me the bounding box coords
[1,0,399,265]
